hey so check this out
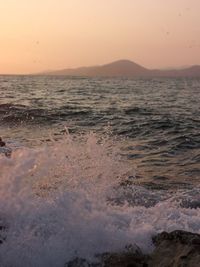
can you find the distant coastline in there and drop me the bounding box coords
[37,59,200,77]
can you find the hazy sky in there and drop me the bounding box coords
[1,0,200,74]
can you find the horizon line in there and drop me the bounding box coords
[1,59,200,75]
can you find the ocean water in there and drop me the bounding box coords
[0,75,200,266]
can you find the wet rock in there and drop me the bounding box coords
[100,251,149,267]
[65,244,149,267]
[152,230,200,246]
[66,252,149,267]
[150,230,200,267]
[65,230,200,267]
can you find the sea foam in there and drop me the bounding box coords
[0,133,200,267]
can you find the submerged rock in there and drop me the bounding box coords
[66,230,200,267]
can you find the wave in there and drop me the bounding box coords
[1,133,200,266]
[0,103,91,125]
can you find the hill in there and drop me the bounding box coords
[41,60,200,77]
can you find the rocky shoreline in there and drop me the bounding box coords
[66,230,200,267]
[1,219,200,266]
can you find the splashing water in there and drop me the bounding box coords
[1,132,200,267]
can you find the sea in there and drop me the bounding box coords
[0,75,200,266]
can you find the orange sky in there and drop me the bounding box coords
[0,0,200,74]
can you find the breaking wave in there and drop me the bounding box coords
[0,133,200,267]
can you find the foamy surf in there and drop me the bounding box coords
[0,133,200,267]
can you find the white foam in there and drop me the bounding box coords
[0,133,200,267]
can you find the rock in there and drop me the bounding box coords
[65,230,200,267]
[150,230,200,267]
[66,252,149,267]
[65,245,149,267]
[100,251,149,267]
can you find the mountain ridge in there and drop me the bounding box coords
[40,59,200,77]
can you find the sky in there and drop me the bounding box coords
[0,0,200,74]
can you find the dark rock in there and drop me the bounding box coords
[150,230,200,267]
[65,230,200,267]
[66,252,149,267]
[65,244,150,267]
[101,251,149,267]
[152,230,200,246]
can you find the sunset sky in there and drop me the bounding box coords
[0,0,200,74]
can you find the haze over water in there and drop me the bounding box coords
[1,0,200,74]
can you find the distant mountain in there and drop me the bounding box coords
[41,60,200,77]
[160,65,200,77]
